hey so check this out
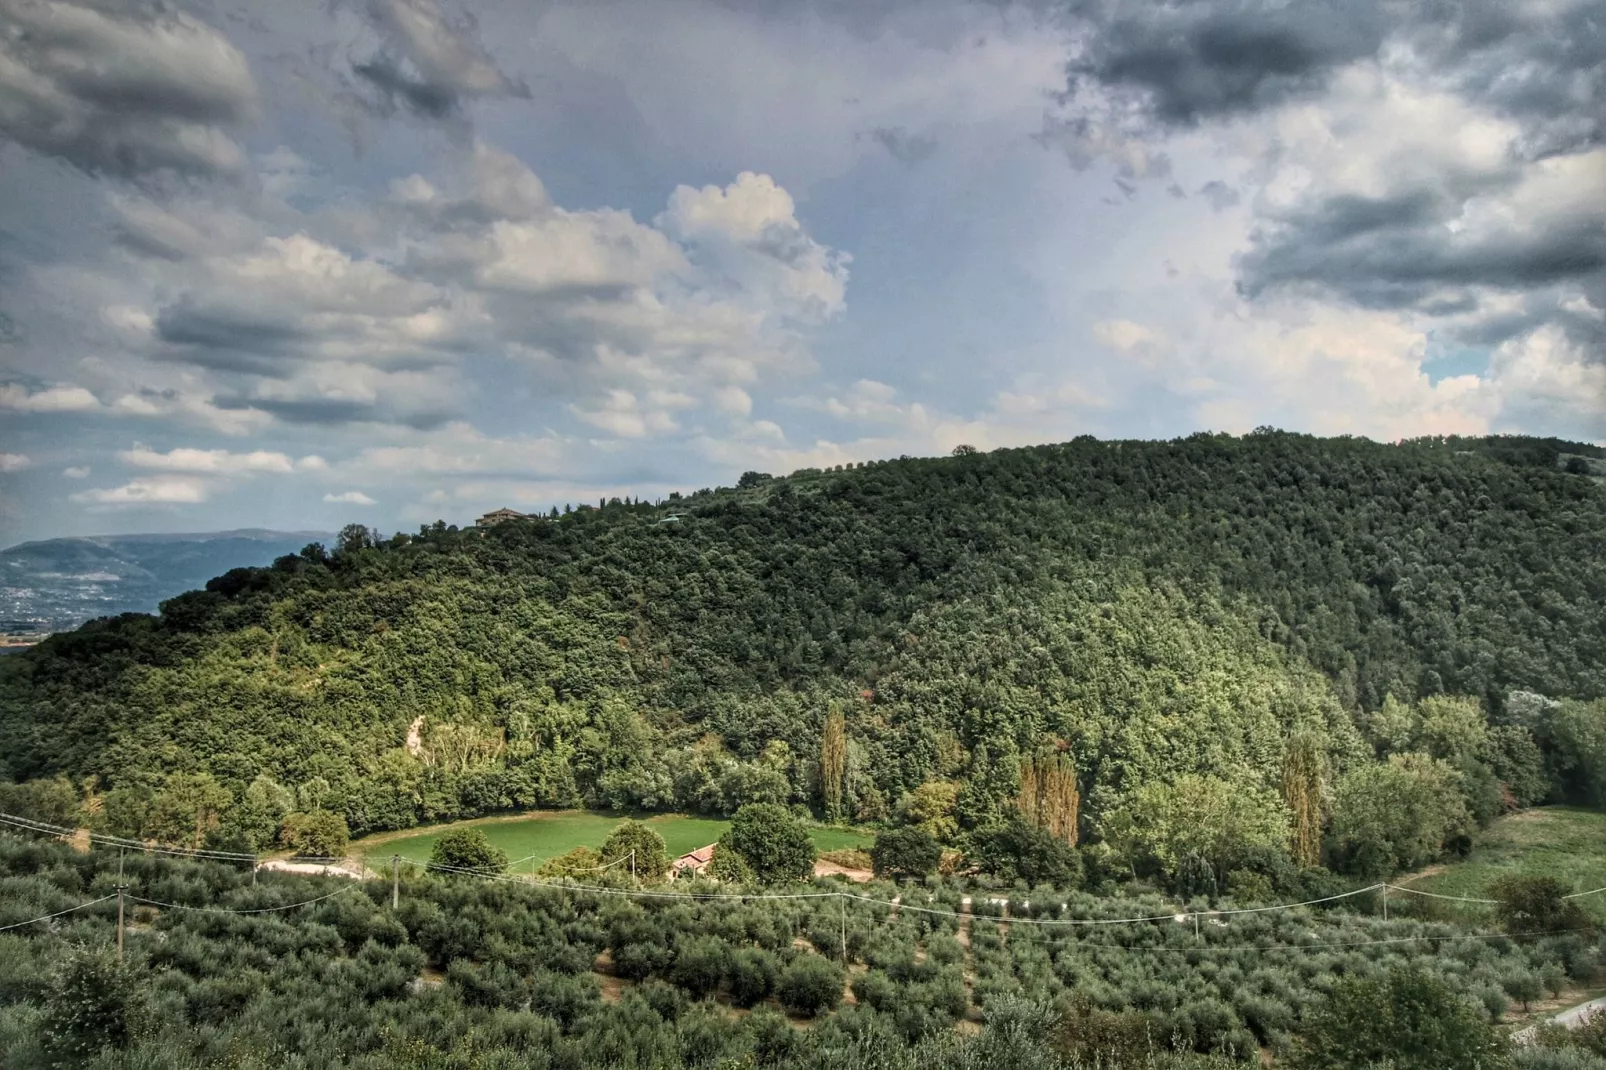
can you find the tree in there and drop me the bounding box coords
[1016,750,1080,845]
[430,828,509,874]
[898,781,961,842]
[708,843,754,884]
[1103,774,1291,890]
[776,954,844,1017]
[736,471,773,488]
[819,705,847,824]
[1282,733,1326,868]
[718,804,815,884]
[0,776,79,827]
[600,820,669,883]
[871,826,942,881]
[951,444,978,456]
[1490,875,1593,938]
[537,845,603,879]
[279,810,349,858]
[971,814,1083,888]
[337,523,376,554]
[41,945,144,1068]
[728,947,779,1007]
[1291,967,1512,1070]
[1329,754,1472,876]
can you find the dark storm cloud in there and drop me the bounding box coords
[0,0,258,180]
[1063,0,1389,124]
[870,126,939,164]
[338,0,529,121]
[215,395,454,429]
[1054,0,1606,345]
[154,299,306,371]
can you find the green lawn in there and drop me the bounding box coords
[353,811,871,871]
[1399,806,1606,924]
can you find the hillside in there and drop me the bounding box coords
[0,529,332,633]
[0,431,1603,857]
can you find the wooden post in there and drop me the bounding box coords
[392,855,400,910]
[116,886,125,962]
[839,895,847,965]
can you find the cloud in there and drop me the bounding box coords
[70,475,209,504]
[340,421,567,478]
[0,453,30,473]
[869,126,938,164]
[0,383,101,412]
[62,466,91,479]
[341,0,529,121]
[1063,1,1388,127]
[323,489,376,504]
[1197,180,1240,212]
[116,446,325,475]
[0,0,258,179]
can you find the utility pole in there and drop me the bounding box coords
[839,895,847,965]
[630,850,636,886]
[392,855,400,910]
[116,885,125,962]
[1193,913,1200,939]
[1381,884,1388,921]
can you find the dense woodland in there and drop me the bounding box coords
[0,431,1604,897]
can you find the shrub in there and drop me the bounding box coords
[40,945,144,1068]
[429,828,509,874]
[669,936,729,999]
[1492,875,1594,939]
[1291,966,1512,1070]
[728,947,779,1008]
[777,954,845,1017]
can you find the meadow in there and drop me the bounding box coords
[350,810,870,870]
[1396,807,1606,925]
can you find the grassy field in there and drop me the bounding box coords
[352,811,872,871]
[1398,806,1606,924]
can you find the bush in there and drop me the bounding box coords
[1492,875,1594,939]
[40,945,144,1068]
[1291,966,1512,1070]
[776,954,845,1017]
[429,828,509,874]
[729,947,780,1008]
[278,810,349,858]
[872,827,943,881]
[669,936,729,999]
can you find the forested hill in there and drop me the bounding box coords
[1,430,1603,845]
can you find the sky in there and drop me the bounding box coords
[0,0,1601,543]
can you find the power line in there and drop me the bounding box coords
[129,886,357,914]
[0,812,257,861]
[0,894,116,933]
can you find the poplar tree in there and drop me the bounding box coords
[1283,732,1327,868]
[820,704,847,823]
[1015,750,1080,845]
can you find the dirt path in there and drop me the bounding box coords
[813,861,872,882]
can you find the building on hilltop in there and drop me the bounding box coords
[476,507,528,527]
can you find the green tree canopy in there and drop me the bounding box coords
[599,820,669,883]
[870,826,942,881]
[1291,967,1511,1070]
[429,828,509,874]
[718,804,815,884]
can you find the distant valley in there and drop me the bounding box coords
[0,529,333,636]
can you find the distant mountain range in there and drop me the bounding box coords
[0,529,334,635]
